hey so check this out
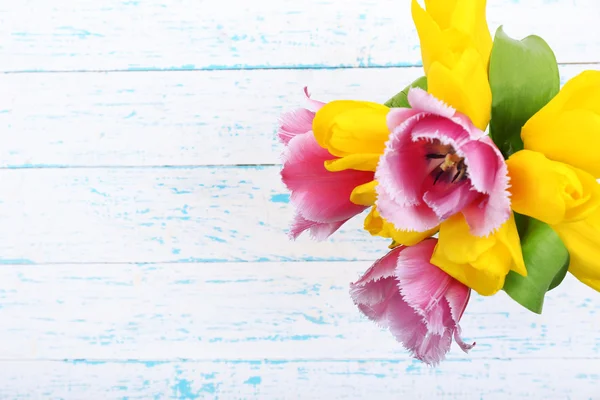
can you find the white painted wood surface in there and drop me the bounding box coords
[0,263,598,360]
[1,0,599,398]
[0,0,598,71]
[0,64,595,168]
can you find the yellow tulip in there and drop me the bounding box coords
[364,207,438,247]
[411,0,492,73]
[312,100,390,158]
[553,207,600,291]
[430,213,527,296]
[411,0,492,130]
[521,70,600,178]
[507,150,600,225]
[427,47,491,130]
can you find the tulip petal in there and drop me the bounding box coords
[460,138,502,194]
[350,181,378,207]
[377,188,441,232]
[406,87,456,119]
[351,241,473,366]
[303,86,326,112]
[450,0,492,64]
[277,87,325,145]
[444,283,471,324]
[423,0,457,29]
[396,239,453,335]
[289,214,346,241]
[553,207,600,292]
[281,131,373,224]
[431,213,526,296]
[386,107,421,130]
[428,48,492,130]
[324,153,381,173]
[507,150,600,225]
[350,248,402,326]
[387,296,453,366]
[423,181,480,220]
[411,0,447,73]
[410,112,471,146]
[460,137,511,236]
[364,207,438,246]
[376,116,430,207]
[385,77,429,109]
[277,108,316,145]
[453,325,476,353]
[521,70,600,178]
[312,100,390,157]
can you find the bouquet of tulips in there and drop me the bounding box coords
[276,0,600,365]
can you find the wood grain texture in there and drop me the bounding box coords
[0,167,392,264]
[2,0,600,396]
[0,359,598,399]
[0,0,598,72]
[0,262,598,361]
[1,64,595,168]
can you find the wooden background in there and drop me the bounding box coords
[1,0,599,398]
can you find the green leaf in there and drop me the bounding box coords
[548,253,570,291]
[384,76,428,108]
[488,26,560,158]
[503,215,570,314]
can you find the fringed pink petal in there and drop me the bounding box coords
[453,325,476,354]
[281,131,373,224]
[451,113,486,140]
[395,239,453,336]
[423,181,480,221]
[459,139,501,194]
[351,240,474,366]
[410,115,471,148]
[462,194,511,237]
[376,190,441,232]
[303,87,326,112]
[444,281,475,354]
[387,295,453,366]
[386,107,420,132]
[407,87,455,119]
[289,214,346,240]
[444,280,471,323]
[350,248,404,326]
[460,136,511,236]
[351,248,401,288]
[277,108,316,145]
[376,117,429,206]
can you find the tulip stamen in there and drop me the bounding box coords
[431,154,467,186]
[452,160,467,183]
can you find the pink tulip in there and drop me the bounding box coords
[350,238,474,365]
[279,88,375,240]
[375,88,510,237]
